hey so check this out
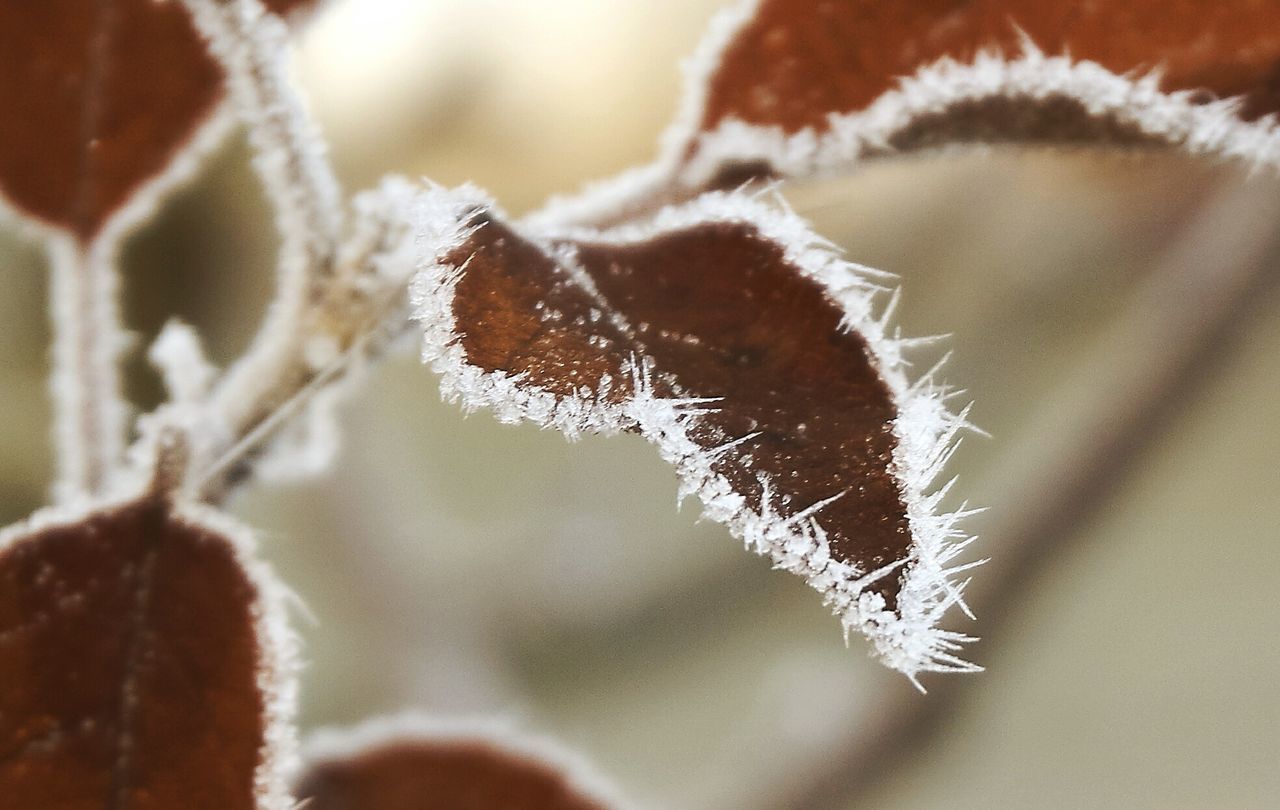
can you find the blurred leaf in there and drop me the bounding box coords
[0,0,312,243]
[297,719,614,810]
[0,493,293,809]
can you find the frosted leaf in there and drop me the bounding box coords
[413,186,980,681]
[0,0,315,243]
[296,714,626,810]
[0,491,300,809]
[530,0,1280,227]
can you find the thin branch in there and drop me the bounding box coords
[176,0,418,500]
[182,0,342,276]
[193,181,417,503]
[47,236,129,503]
[189,273,410,502]
[181,0,342,428]
[771,170,1280,809]
[45,0,131,503]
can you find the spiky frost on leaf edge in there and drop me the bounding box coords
[678,42,1280,188]
[411,184,980,681]
[299,712,631,809]
[526,0,1280,229]
[0,490,302,810]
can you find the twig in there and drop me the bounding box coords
[46,0,131,503]
[189,271,412,502]
[183,0,342,275]
[182,0,342,445]
[47,236,129,502]
[176,0,417,500]
[771,169,1280,809]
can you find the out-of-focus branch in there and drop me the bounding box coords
[192,182,416,503]
[175,0,415,501]
[47,236,129,503]
[774,169,1280,809]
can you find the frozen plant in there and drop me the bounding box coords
[1,0,1278,807]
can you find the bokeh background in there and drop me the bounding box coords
[2,1,1278,807]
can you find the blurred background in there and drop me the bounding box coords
[2,0,1278,806]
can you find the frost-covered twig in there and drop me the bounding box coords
[177,0,417,500]
[193,179,419,502]
[47,235,129,503]
[182,0,341,280]
[180,0,341,466]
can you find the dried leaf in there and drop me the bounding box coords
[532,0,1280,225]
[703,1,1280,133]
[0,492,297,809]
[295,716,619,810]
[0,0,312,243]
[415,187,976,680]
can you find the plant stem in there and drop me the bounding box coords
[47,236,129,503]
[178,0,404,500]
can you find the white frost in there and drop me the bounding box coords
[149,320,218,406]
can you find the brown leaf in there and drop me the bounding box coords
[295,718,616,810]
[0,0,312,243]
[529,0,1280,226]
[702,0,1280,135]
[678,0,1280,184]
[415,187,976,679]
[0,492,296,809]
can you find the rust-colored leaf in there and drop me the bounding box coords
[678,0,1280,185]
[703,0,1280,135]
[416,188,975,679]
[0,0,312,243]
[0,492,295,809]
[295,720,614,810]
[531,0,1280,225]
